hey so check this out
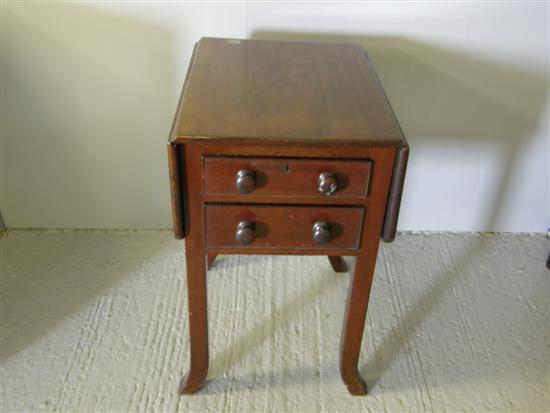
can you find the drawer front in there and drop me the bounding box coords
[204,157,371,198]
[205,205,364,250]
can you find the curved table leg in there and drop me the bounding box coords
[328,256,348,272]
[180,242,209,394]
[180,143,210,394]
[339,251,377,395]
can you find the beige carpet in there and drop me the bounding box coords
[1,231,548,412]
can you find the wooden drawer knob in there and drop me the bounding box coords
[312,221,332,243]
[235,221,255,244]
[318,172,338,196]
[236,169,256,194]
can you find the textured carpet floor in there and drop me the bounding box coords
[0,231,548,412]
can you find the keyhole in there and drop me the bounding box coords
[284,164,292,174]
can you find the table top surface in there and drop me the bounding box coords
[171,38,406,146]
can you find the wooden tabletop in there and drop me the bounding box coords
[171,38,405,146]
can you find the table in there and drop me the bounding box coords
[167,38,408,395]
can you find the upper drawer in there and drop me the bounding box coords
[204,157,371,198]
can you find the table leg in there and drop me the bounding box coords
[339,251,377,395]
[180,241,209,394]
[328,256,348,272]
[207,254,217,270]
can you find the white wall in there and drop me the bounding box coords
[1,2,548,232]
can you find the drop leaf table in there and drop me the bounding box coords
[168,38,408,396]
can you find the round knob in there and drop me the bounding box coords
[235,221,255,244]
[318,172,338,196]
[312,221,332,244]
[236,169,256,194]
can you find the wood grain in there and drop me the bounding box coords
[382,145,409,242]
[204,156,371,199]
[180,143,209,394]
[167,143,184,239]
[328,256,348,272]
[206,254,217,270]
[172,38,405,146]
[169,38,409,396]
[167,43,198,240]
[205,205,364,250]
[339,146,395,395]
[178,141,397,394]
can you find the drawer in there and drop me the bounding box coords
[205,205,364,250]
[204,157,371,198]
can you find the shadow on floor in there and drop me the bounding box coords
[0,231,172,363]
[1,4,176,361]
[237,31,548,392]
[199,268,344,394]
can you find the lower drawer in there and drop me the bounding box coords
[205,205,364,250]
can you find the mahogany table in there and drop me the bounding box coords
[168,38,408,396]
